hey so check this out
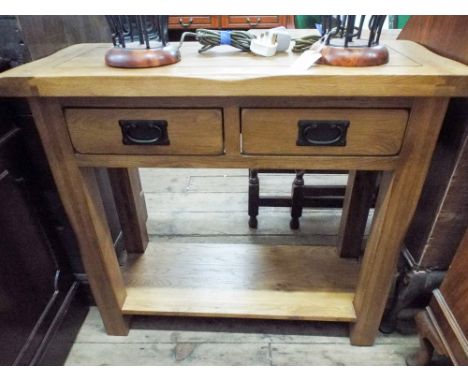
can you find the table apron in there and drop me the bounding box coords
[74,153,400,170]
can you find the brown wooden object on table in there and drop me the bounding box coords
[105,46,181,68]
[408,228,468,365]
[0,36,466,345]
[105,16,180,69]
[320,45,389,67]
[318,16,389,68]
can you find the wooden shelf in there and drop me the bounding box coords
[121,242,360,322]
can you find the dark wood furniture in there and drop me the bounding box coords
[398,16,468,67]
[400,16,468,270]
[247,169,346,229]
[0,15,147,365]
[409,228,468,365]
[380,16,468,331]
[168,15,295,41]
[0,16,110,67]
[168,15,295,30]
[0,100,89,366]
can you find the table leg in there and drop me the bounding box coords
[350,98,449,345]
[108,168,149,254]
[29,99,129,335]
[337,171,377,258]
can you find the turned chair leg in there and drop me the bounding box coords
[248,169,259,228]
[290,171,305,230]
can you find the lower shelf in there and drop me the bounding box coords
[121,242,360,322]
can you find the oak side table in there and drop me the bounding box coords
[1,39,466,346]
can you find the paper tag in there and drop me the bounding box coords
[290,50,322,71]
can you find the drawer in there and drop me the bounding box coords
[241,109,409,156]
[169,16,220,29]
[221,16,286,29]
[65,108,223,155]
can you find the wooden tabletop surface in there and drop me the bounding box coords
[0,37,467,98]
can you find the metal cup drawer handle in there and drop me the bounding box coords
[296,120,349,146]
[119,120,170,145]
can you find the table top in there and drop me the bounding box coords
[0,38,467,98]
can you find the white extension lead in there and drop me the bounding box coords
[250,27,292,57]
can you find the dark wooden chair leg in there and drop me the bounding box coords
[247,169,347,230]
[108,168,149,254]
[290,171,305,230]
[337,171,378,258]
[248,169,259,228]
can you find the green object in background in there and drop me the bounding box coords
[294,16,321,29]
[396,16,410,29]
[388,15,411,29]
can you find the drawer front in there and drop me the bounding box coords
[241,109,409,156]
[169,16,220,29]
[65,108,223,155]
[222,16,286,29]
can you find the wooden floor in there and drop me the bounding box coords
[65,169,418,365]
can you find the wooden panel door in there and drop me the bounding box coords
[221,15,293,29]
[169,16,220,30]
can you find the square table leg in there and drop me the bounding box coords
[108,168,149,254]
[337,170,378,258]
[350,98,449,345]
[29,98,129,335]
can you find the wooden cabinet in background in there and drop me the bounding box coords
[400,16,468,270]
[221,15,294,29]
[380,17,468,334]
[0,15,141,365]
[168,15,294,31]
[0,101,90,366]
[410,229,468,365]
[168,16,220,30]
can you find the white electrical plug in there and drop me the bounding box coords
[250,28,292,56]
[269,27,292,52]
[250,31,278,57]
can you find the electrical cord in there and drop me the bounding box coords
[179,29,255,53]
[291,34,321,53]
[178,29,325,54]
